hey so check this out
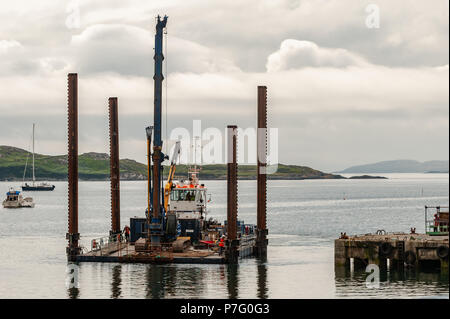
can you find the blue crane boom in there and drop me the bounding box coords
[153,15,167,149]
[149,15,168,247]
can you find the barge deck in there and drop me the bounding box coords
[76,234,257,264]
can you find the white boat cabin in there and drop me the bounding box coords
[168,184,208,219]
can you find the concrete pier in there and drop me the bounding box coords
[335,233,449,272]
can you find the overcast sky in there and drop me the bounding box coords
[0,0,448,172]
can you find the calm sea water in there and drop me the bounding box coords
[0,173,448,299]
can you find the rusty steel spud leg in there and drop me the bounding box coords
[109,97,121,237]
[226,125,239,263]
[256,86,268,258]
[67,73,81,260]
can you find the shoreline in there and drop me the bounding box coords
[1,175,388,182]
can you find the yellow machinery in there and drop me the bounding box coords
[164,141,181,211]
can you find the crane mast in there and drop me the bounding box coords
[149,15,168,247]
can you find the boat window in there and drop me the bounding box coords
[186,190,196,201]
[170,189,197,201]
[170,190,183,201]
[196,190,204,203]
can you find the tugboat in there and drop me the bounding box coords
[21,123,55,191]
[2,188,35,208]
[425,206,449,236]
[161,139,221,244]
[168,165,212,241]
[130,141,225,247]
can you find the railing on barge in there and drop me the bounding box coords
[90,234,128,256]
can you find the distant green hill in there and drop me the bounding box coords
[339,159,449,173]
[0,145,345,181]
[171,163,344,180]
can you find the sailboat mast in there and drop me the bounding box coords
[32,123,35,185]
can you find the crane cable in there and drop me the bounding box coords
[164,26,168,155]
[22,133,33,183]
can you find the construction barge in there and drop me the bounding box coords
[66,16,269,265]
[75,232,258,264]
[335,206,449,272]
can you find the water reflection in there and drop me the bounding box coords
[146,265,168,298]
[66,259,270,298]
[335,264,449,298]
[66,258,447,298]
[68,287,80,299]
[141,260,268,299]
[226,264,239,299]
[169,267,204,297]
[145,265,206,298]
[257,258,268,299]
[66,262,80,299]
[111,265,122,299]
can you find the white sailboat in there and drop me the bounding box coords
[21,123,55,191]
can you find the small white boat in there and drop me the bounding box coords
[2,188,35,208]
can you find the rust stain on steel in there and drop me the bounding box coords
[257,86,267,232]
[67,73,80,258]
[227,125,238,241]
[109,97,121,234]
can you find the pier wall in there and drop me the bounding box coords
[335,233,449,272]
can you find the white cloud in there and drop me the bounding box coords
[0,40,22,54]
[266,39,368,72]
[69,23,240,75]
[2,46,446,119]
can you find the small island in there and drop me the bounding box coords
[349,175,388,179]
